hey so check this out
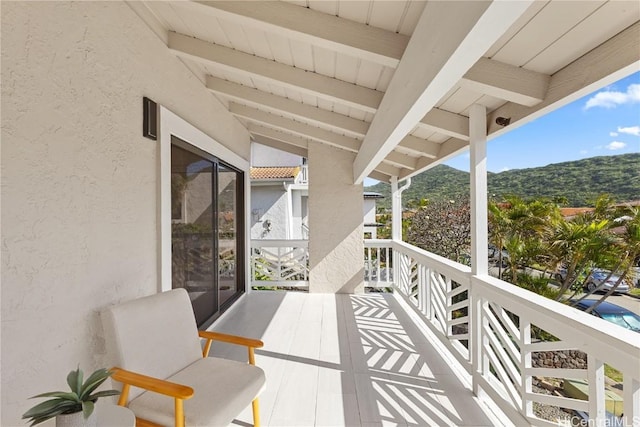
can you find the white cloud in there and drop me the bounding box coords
[609,131,618,137]
[584,83,640,109]
[500,167,510,172]
[606,141,626,150]
[617,126,640,136]
[579,149,588,155]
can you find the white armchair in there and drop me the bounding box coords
[102,288,266,427]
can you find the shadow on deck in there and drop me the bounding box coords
[209,291,505,426]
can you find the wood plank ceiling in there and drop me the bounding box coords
[131,0,640,183]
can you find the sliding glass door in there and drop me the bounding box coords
[170,137,245,326]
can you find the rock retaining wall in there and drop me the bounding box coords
[532,350,588,369]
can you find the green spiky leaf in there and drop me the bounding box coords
[82,400,94,419]
[78,368,112,400]
[23,398,78,418]
[66,366,83,394]
[31,392,80,402]
[23,367,119,426]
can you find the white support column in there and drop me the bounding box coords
[588,357,606,426]
[308,141,364,293]
[469,104,488,398]
[391,176,411,242]
[469,104,488,276]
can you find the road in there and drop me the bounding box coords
[579,292,640,315]
[487,266,640,315]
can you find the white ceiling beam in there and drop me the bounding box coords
[382,152,418,171]
[460,58,550,107]
[168,31,382,112]
[232,103,417,170]
[352,0,534,184]
[368,170,392,183]
[420,109,470,141]
[487,21,640,138]
[189,1,407,68]
[209,76,440,158]
[172,32,475,141]
[252,134,309,158]
[251,127,390,182]
[247,124,310,150]
[207,76,369,137]
[398,135,440,159]
[231,103,361,152]
[373,162,402,178]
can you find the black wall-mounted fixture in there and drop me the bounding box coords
[143,97,158,140]
[495,116,511,127]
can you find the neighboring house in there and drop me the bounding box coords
[250,144,384,240]
[364,192,384,239]
[250,165,308,240]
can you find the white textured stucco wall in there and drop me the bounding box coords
[1,2,250,424]
[250,186,289,239]
[363,199,378,238]
[251,143,303,167]
[308,142,364,293]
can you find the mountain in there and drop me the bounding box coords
[366,153,640,209]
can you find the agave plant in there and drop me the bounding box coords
[22,367,120,426]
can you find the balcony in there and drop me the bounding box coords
[247,239,640,426]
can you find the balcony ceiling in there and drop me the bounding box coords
[131,0,640,183]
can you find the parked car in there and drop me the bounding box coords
[571,299,640,333]
[488,245,509,267]
[555,268,630,294]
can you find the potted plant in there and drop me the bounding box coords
[22,367,120,426]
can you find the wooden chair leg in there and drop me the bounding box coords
[252,398,260,427]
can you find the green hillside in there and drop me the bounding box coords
[367,153,640,209]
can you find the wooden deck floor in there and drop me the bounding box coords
[209,291,505,427]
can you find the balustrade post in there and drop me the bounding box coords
[520,321,533,417]
[623,376,639,426]
[424,267,432,320]
[588,356,606,426]
[418,265,427,315]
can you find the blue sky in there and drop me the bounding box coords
[443,71,640,174]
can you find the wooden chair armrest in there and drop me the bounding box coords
[198,331,264,348]
[110,367,194,400]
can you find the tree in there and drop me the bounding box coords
[543,195,635,308]
[580,206,640,312]
[488,196,559,280]
[406,198,471,263]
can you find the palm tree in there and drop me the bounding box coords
[547,217,611,297]
[582,206,640,312]
[489,196,558,280]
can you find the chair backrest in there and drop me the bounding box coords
[102,288,203,400]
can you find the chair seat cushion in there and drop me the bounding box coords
[128,357,266,427]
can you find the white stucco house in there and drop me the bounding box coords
[2,1,639,426]
[250,144,384,240]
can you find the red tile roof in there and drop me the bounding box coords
[250,167,300,180]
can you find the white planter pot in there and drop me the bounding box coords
[55,411,97,427]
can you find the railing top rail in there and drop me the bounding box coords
[392,240,471,285]
[251,239,309,248]
[363,239,394,248]
[473,274,640,373]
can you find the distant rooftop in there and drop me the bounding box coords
[250,166,300,180]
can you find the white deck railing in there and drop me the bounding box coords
[388,239,640,427]
[364,239,393,287]
[250,239,309,289]
[250,238,640,426]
